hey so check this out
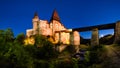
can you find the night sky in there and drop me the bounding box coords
[0,0,120,38]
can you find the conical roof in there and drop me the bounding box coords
[33,12,39,19]
[50,9,60,21]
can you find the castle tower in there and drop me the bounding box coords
[50,9,60,22]
[32,12,39,35]
[50,9,62,35]
[50,9,63,43]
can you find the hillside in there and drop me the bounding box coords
[80,34,114,45]
[100,34,114,45]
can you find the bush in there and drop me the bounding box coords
[33,35,58,60]
[85,45,106,67]
[0,42,34,68]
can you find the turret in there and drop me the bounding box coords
[50,9,60,22]
[50,9,64,35]
[32,12,39,34]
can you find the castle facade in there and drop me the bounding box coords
[26,10,80,46]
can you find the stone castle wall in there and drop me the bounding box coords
[26,11,80,46]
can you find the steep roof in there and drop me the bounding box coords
[33,12,39,19]
[50,9,60,21]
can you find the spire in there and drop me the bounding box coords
[50,9,60,21]
[33,12,39,19]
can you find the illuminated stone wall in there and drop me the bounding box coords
[60,32,70,44]
[55,33,60,43]
[50,20,65,34]
[26,18,80,45]
[32,16,39,35]
[26,29,33,37]
[49,20,70,44]
[39,20,52,36]
[73,31,80,52]
[26,11,80,46]
[73,31,80,45]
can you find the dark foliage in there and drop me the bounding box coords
[100,34,114,45]
[0,29,59,68]
[0,28,115,68]
[80,36,90,45]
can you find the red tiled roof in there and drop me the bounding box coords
[50,9,60,21]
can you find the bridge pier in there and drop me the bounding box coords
[114,21,120,44]
[91,28,99,46]
[70,31,80,52]
[73,31,80,53]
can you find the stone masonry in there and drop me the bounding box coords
[91,28,99,46]
[114,21,120,44]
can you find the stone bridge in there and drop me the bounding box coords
[72,21,120,46]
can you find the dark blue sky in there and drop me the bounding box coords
[0,0,120,38]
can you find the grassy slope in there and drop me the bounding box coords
[100,45,120,68]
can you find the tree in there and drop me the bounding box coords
[0,30,5,44]
[0,41,34,68]
[14,33,25,44]
[34,35,58,59]
[4,28,14,42]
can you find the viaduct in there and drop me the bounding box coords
[72,21,120,46]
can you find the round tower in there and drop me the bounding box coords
[32,12,39,35]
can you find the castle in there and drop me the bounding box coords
[26,10,80,48]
